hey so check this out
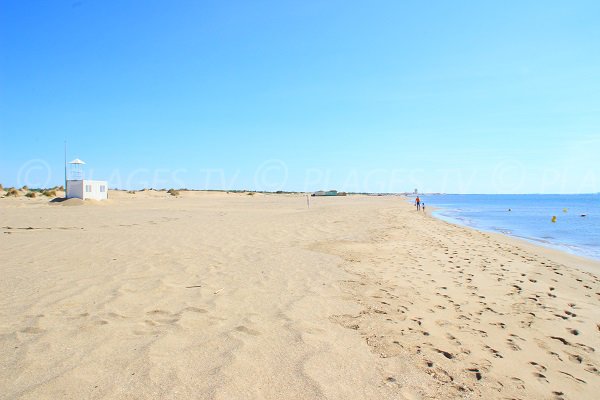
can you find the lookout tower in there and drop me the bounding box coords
[65,158,108,200]
[68,158,85,180]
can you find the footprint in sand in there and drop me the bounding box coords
[533,372,548,382]
[466,367,482,381]
[428,366,454,383]
[146,310,180,325]
[234,325,261,336]
[584,364,599,375]
[434,348,454,359]
[183,307,208,314]
[70,312,90,319]
[567,352,582,363]
[506,338,522,351]
[529,361,547,372]
[552,391,566,400]
[559,371,586,384]
[20,327,45,334]
[147,309,170,316]
[510,377,525,390]
[575,343,595,353]
[484,345,503,358]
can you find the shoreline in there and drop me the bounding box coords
[427,207,600,274]
[414,197,600,264]
[409,199,599,275]
[428,207,600,269]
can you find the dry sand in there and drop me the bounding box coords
[1,191,598,399]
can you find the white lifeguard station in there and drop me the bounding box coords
[65,158,108,200]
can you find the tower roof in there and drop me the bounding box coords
[68,158,86,164]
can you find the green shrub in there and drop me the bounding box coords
[7,188,19,197]
[167,189,180,196]
[25,192,36,198]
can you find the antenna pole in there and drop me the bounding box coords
[64,140,67,199]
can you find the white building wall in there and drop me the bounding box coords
[66,180,84,199]
[83,180,108,200]
[66,180,108,200]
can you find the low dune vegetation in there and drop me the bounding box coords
[0,185,65,199]
[41,189,57,197]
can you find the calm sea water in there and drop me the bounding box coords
[418,194,600,260]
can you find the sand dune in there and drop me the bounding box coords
[1,191,598,399]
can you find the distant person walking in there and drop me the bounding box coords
[415,196,421,211]
[422,202,426,213]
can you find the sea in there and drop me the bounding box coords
[418,194,600,260]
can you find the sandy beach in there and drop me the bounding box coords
[1,191,598,400]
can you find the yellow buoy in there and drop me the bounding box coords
[551,216,557,223]
[563,208,568,213]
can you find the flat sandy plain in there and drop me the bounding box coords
[1,191,599,399]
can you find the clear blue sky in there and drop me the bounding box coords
[1,0,599,193]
